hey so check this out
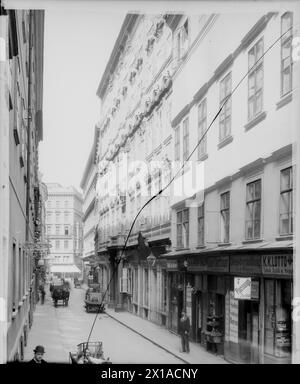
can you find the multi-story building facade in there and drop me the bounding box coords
[95,14,179,318]
[45,183,83,275]
[164,11,298,364]
[91,8,299,364]
[80,126,100,283]
[0,5,45,362]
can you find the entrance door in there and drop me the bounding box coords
[238,301,259,363]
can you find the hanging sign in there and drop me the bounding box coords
[234,277,259,300]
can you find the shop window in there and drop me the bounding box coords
[279,166,293,235]
[248,38,264,121]
[264,279,292,360]
[245,179,261,240]
[281,12,293,96]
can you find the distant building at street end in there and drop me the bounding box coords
[45,183,83,277]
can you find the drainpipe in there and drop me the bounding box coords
[25,10,33,307]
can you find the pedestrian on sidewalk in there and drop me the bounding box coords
[40,286,46,305]
[29,345,47,364]
[179,311,190,353]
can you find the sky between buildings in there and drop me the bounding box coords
[39,5,125,190]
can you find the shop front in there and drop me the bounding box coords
[224,251,293,364]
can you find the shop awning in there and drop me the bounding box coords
[50,264,81,273]
[159,240,294,259]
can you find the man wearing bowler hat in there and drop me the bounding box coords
[29,345,47,364]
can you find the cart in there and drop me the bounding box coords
[69,342,111,364]
[51,284,70,307]
[74,277,81,288]
[84,292,105,313]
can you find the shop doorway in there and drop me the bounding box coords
[238,300,259,364]
[192,292,202,342]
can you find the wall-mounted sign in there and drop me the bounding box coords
[230,255,261,275]
[262,254,293,276]
[234,277,251,299]
[166,261,178,270]
[229,291,239,343]
[187,256,207,272]
[207,255,229,272]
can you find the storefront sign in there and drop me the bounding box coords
[230,255,261,275]
[234,277,251,299]
[262,254,293,276]
[207,255,229,272]
[187,256,207,272]
[234,277,260,300]
[166,261,178,270]
[229,291,239,343]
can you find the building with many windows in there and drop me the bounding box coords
[80,126,100,283]
[45,183,83,275]
[0,5,45,362]
[82,8,299,364]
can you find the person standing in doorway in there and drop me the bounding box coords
[179,311,190,353]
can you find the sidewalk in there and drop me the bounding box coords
[105,307,228,364]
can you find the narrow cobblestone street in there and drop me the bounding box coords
[24,285,227,364]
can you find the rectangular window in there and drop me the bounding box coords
[198,99,207,158]
[64,240,68,249]
[12,244,17,310]
[47,225,51,234]
[280,167,293,235]
[64,226,69,236]
[182,117,189,161]
[177,208,189,247]
[245,179,261,240]
[64,200,68,208]
[144,269,149,307]
[175,126,180,161]
[56,201,59,208]
[134,268,138,303]
[55,225,60,235]
[219,72,232,141]
[281,12,293,96]
[220,192,230,243]
[177,19,189,60]
[55,240,60,249]
[197,203,205,246]
[248,38,264,120]
[55,212,60,223]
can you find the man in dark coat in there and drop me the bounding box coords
[29,345,47,364]
[179,311,190,353]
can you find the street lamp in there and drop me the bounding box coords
[147,252,156,268]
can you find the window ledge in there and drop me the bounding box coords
[175,247,190,251]
[218,242,232,247]
[276,92,292,110]
[198,153,208,162]
[244,111,267,132]
[196,245,206,249]
[276,235,293,241]
[218,134,233,150]
[242,239,264,244]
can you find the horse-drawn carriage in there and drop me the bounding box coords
[50,281,70,307]
[69,342,111,364]
[84,283,105,313]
